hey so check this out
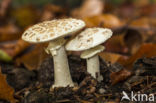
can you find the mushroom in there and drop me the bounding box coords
[65,28,112,80]
[22,18,85,88]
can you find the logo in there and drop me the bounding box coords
[121,91,155,102]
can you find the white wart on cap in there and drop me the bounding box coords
[22,18,85,43]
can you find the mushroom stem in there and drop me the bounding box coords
[87,55,100,78]
[49,45,74,88]
[80,45,104,81]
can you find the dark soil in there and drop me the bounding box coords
[0,56,156,103]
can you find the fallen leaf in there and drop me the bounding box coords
[129,17,150,30]
[110,69,132,85]
[104,34,128,54]
[123,28,143,54]
[83,14,123,29]
[140,4,156,17]
[12,5,39,28]
[118,43,156,69]
[134,0,150,7]
[146,34,156,43]
[16,44,48,71]
[0,39,30,58]
[106,101,119,103]
[149,17,156,27]
[41,4,66,21]
[0,23,20,42]
[0,67,16,103]
[99,52,128,64]
[0,0,12,17]
[13,39,30,57]
[118,2,136,19]
[71,0,104,18]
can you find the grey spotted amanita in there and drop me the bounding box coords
[65,28,112,81]
[22,18,85,88]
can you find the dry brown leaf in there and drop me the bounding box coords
[99,52,128,64]
[140,4,156,16]
[0,68,16,103]
[110,69,132,85]
[106,101,119,103]
[129,17,150,30]
[12,5,39,27]
[0,39,30,58]
[104,34,128,54]
[118,2,136,19]
[123,28,143,54]
[134,0,150,7]
[16,44,48,71]
[75,96,93,103]
[83,14,123,29]
[0,23,20,42]
[149,17,156,27]
[118,43,156,69]
[13,39,30,57]
[71,0,104,18]
[0,0,12,17]
[41,4,65,21]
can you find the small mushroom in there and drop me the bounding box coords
[65,28,112,80]
[22,18,85,88]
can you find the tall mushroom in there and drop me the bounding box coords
[65,28,112,80]
[22,18,85,88]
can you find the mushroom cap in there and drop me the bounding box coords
[22,18,85,43]
[81,45,105,59]
[65,27,112,51]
